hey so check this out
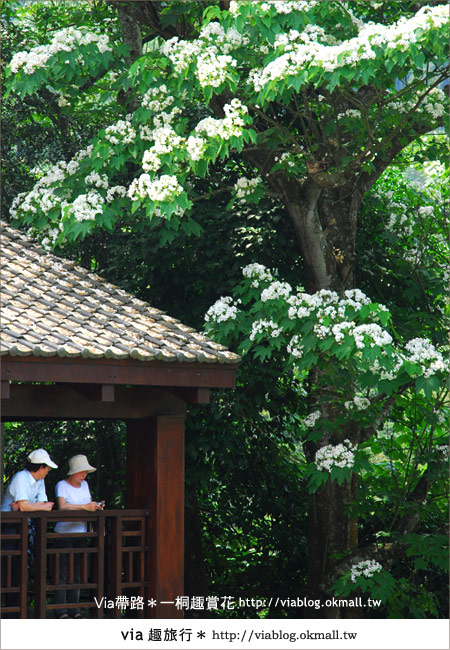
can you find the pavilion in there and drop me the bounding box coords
[0,222,239,618]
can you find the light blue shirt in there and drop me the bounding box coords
[1,469,47,511]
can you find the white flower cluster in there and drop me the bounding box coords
[350,560,383,582]
[161,38,201,73]
[142,126,184,173]
[186,136,207,161]
[274,152,299,169]
[199,22,248,53]
[205,296,239,323]
[257,0,320,14]
[41,226,61,250]
[128,174,183,203]
[435,445,449,460]
[261,281,292,302]
[234,176,261,203]
[288,288,374,331]
[386,87,447,122]
[9,158,77,219]
[304,410,321,428]
[9,146,97,222]
[141,85,175,112]
[352,324,393,350]
[10,27,112,75]
[344,395,371,411]
[422,87,447,120]
[85,171,108,190]
[403,338,446,378]
[195,99,248,141]
[242,263,273,287]
[274,24,336,51]
[104,120,136,146]
[63,190,104,222]
[315,439,356,472]
[161,23,245,88]
[287,334,303,359]
[106,185,127,202]
[249,5,448,92]
[337,109,361,119]
[386,210,413,236]
[418,205,434,217]
[249,319,282,341]
[196,51,236,88]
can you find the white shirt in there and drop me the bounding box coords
[1,469,47,511]
[54,479,92,533]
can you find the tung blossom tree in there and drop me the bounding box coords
[5,0,449,613]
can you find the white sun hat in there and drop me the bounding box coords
[67,454,96,475]
[28,449,58,469]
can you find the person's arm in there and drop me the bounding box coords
[10,474,53,511]
[16,500,54,512]
[57,497,102,511]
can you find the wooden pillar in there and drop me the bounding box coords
[126,416,185,618]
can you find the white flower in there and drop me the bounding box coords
[186,136,206,161]
[352,324,392,349]
[104,120,136,146]
[344,395,370,411]
[260,281,292,302]
[350,559,383,582]
[195,99,248,141]
[141,85,174,112]
[249,5,449,92]
[64,190,104,222]
[85,171,108,189]
[435,445,449,460]
[205,296,239,323]
[106,185,127,202]
[402,338,446,378]
[242,263,273,287]
[195,50,236,88]
[128,174,183,203]
[315,439,356,472]
[234,176,262,203]
[249,319,282,341]
[287,334,303,359]
[304,410,321,428]
[10,28,112,75]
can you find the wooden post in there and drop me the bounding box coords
[34,516,47,618]
[126,416,185,619]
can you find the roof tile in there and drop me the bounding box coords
[1,223,240,365]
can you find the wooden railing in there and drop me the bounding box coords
[1,509,151,619]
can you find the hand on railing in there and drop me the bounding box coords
[84,501,104,511]
[8,500,54,512]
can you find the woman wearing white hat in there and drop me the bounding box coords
[54,455,104,619]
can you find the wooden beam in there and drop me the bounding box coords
[1,384,186,421]
[127,417,185,619]
[167,387,210,404]
[1,355,238,389]
[1,381,10,399]
[72,384,115,402]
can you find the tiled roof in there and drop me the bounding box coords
[0,223,240,365]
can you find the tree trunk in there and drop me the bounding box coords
[278,178,363,612]
[276,178,362,294]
